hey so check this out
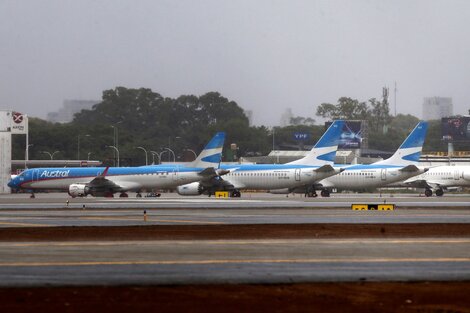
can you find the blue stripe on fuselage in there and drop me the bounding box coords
[220,164,321,171]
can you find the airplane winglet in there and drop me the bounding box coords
[100,166,110,177]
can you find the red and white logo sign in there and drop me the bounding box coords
[12,112,23,124]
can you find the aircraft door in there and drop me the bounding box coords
[454,170,460,180]
[295,169,301,181]
[172,168,178,181]
[381,169,387,181]
[32,169,40,181]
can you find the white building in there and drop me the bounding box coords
[422,97,453,120]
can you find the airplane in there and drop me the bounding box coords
[176,120,345,197]
[8,132,226,198]
[387,165,470,197]
[270,121,429,196]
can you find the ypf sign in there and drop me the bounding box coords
[11,111,28,134]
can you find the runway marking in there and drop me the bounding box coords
[0,221,50,227]
[78,217,225,224]
[2,238,470,247]
[0,258,470,267]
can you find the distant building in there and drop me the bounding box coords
[422,97,453,120]
[47,100,98,123]
[244,110,253,126]
[280,108,293,127]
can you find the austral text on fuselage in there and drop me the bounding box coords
[40,170,71,178]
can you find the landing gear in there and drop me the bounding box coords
[231,190,241,197]
[435,189,444,197]
[307,191,318,197]
[136,193,142,198]
[119,193,128,198]
[105,191,114,198]
[30,193,35,199]
[424,188,433,197]
[320,189,330,197]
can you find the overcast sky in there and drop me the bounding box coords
[1,0,469,126]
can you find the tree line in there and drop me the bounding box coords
[11,87,452,166]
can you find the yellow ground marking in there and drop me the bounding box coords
[0,258,469,267]
[79,217,224,224]
[0,221,50,227]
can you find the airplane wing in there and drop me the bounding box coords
[402,179,447,189]
[88,167,111,186]
[313,164,335,173]
[86,167,140,193]
[398,164,421,172]
[197,167,230,179]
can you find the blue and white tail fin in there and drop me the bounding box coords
[374,121,428,166]
[187,132,225,168]
[288,120,344,166]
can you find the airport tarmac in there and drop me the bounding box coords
[0,192,469,227]
[0,192,468,289]
[0,238,469,286]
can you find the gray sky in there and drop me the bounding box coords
[1,0,469,126]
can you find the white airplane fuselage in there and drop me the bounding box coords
[221,165,338,190]
[401,165,470,188]
[319,164,427,190]
[12,166,204,191]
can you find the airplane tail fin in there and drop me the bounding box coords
[187,132,226,168]
[288,120,344,166]
[374,121,428,166]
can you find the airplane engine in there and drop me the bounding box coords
[176,182,204,196]
[68,184,90,198]
[463,170,470,181]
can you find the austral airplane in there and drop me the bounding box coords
[176,120,345,197]
[387,165,470,197]
[298,121,429,196]
[8,132,226,198]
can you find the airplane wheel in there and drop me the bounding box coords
[435,189,444,197]
[321,190,330,197]
[136,193,142,198]
[30,194,35,199]
[424,189,433,197]
[308,192,317,198]
[232,190,241,197]
[105,192,114,198]
[119,193,128,198]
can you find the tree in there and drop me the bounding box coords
[316,97,369,120]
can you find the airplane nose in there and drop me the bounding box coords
[7,181,14,188]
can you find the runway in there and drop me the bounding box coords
[0,192,468,288]
[1,192,470,210]
[0,238,469,286]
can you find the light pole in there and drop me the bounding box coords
[184,149,197,160]
[150,151,160,165]
[111,122,121,166]
[135,146,148,165]
[164,147,175,163]
[25,144,33,169]
[41,150,60,160]
[159,150,167,164]
[77,134,90,160]
[168,136,181,162]
[106,145,120,167]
